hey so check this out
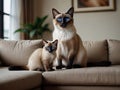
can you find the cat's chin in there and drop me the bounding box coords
[57,25,69,30]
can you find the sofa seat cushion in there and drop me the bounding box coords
[43,65,120,86]
[43,86,120,90]
[0,67,42,90]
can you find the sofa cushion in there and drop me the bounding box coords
[0,39,43,66]
[83,40,108,63]
[0,67,42,90]
[43,86,120,90]
[43,65,120,86]
[108,39,120,65]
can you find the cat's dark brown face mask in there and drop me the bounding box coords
[43,39,58,53]
[52,7,74,28]
[56,15,72,28]
[45,43,56,53]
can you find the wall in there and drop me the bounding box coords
[34,0,120,41]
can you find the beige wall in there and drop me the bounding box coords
[34,0,120,41]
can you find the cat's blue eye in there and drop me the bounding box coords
[57,17,62,22]
[65,17,70,22]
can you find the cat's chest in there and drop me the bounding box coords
[42,51,56,63]
[53,29,75,41]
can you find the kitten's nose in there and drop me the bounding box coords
[48,46,53,53]
[48,49,52,53]
[61,23,67,28]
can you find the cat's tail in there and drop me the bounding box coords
[8,66,29,71]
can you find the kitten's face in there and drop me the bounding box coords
[43,39,58,53]
[52,7,74,29]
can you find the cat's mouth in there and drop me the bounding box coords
[48,50,54,53]
[60,23,67,28]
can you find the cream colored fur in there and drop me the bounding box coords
[27,40,57,71]
[52,7,87,68]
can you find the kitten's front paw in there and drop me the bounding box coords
[56,66,62,69]
[50,68,55,71]
[35,68,45,72]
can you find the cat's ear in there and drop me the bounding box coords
[52,8,60,19]
[66,7,74,17]
[42,39,48,47]
[53,39,58,47]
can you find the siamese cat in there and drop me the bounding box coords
[52,7,87,69]
[9,39,58,71]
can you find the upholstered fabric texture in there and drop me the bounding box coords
[0,39,43,66]
[83,40,108,63]
[43,65,120,86]
[108,39,120,65]
[0,39,120,90]
[0,39,109,65]
[43,86,120,90]
[0,67,42,90]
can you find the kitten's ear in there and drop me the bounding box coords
[66,7,74,17]
[52,8,60,19]
[42,39,48,47]
[53,39,58,46]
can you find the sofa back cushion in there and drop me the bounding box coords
[83,40,108,63]
[108,39,120,65]
[0,39,43,66]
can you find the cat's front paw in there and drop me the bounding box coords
[66,65,72,69]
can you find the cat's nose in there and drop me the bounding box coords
[48,46,53,53]
[48,49,53,53]
[61,23,67,28]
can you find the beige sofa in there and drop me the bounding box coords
[0,39,120,90]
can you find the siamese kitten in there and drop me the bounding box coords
[9,39,58,71]
[52,7,87,69]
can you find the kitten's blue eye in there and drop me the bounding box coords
[65,17,70,22]
[57,17,62,22]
